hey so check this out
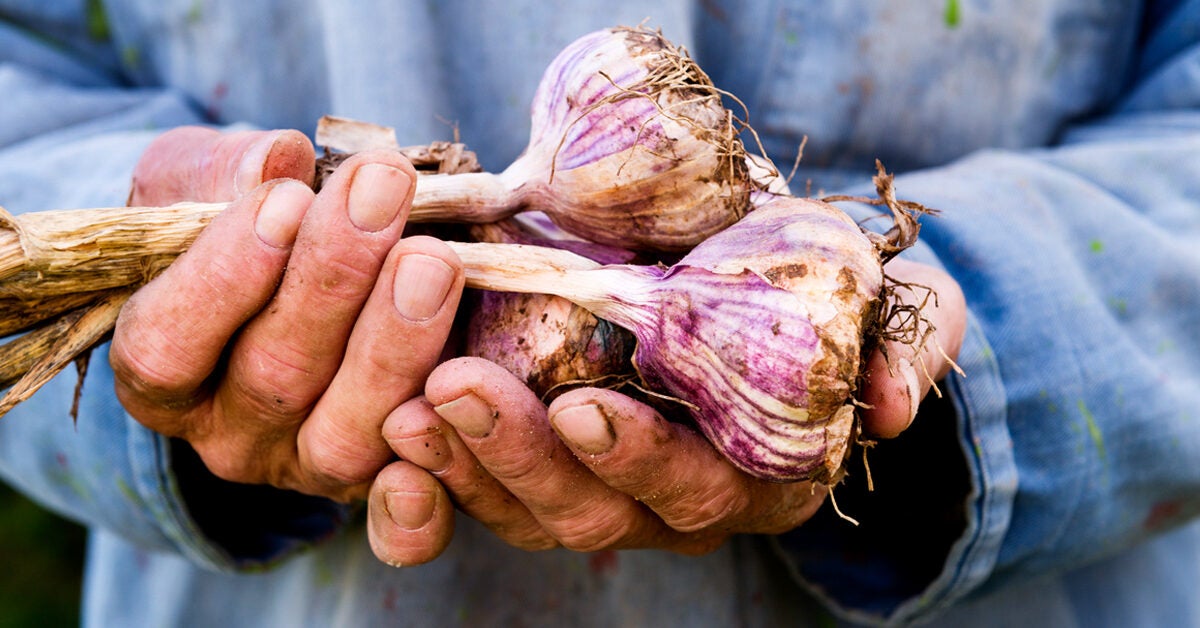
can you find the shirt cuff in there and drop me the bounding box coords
[769,278,1017,625]
[123,397,351,572]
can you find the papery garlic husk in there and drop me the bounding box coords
[415,26,752,252]
[640,195,883,482]
[447,195,883,483]
[465,218,637,401]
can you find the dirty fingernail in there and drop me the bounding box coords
[433,393,494,439]
[385,490,436,531]
[551,404,614,455]
[254,180,312,247]
[394,254,455,321]
[392,427,453,474]
[348,163,411,232]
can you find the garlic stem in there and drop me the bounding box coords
[445,241,657,330]
[0,202,226,296]
[408,171,523,223]
[0,167,526,300]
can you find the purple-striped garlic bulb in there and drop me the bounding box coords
[448,195,884,483]
[413,26,752,252]
[464,218,637,401]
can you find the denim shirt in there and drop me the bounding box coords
[2,1,1199,625]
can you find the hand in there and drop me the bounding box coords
[363,258,966,565]
[109,127,465,502]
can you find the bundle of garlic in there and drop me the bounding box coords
[462,153,790,406]
[0,25,927,483]
[453,191,894,482]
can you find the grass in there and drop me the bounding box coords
[0,483,86,627]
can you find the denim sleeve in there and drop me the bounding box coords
[773,3,1200,624]
[0,13,346,572]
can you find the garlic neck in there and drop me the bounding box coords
[409,169,523,223]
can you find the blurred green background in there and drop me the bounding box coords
[0,483,85,627]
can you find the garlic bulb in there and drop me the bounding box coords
[448,195,883,483]
[413,26,752,251]
[464,219,637,400]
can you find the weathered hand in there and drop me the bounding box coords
[109,127,464,502]
[366,358,827,564]
[363,258,965,565]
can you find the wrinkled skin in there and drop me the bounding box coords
[113,127,965,566]
[111,127,465,503]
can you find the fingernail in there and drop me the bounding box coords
[901,359,921,424]
[348,163,411,232]
[235,132,284,195]
[433,393,494,438]
[394,254,455,321]
[551,404,614,455]
[395,426,453,473]
[254,181,311,247]
[385,490,435,530]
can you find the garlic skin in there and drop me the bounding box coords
[410,25,752,252]
[502,26,751,252]
[465,219,637,400]
[634,196,883,482]
[466,291,636,401]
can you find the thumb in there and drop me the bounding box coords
[129,127,315,206]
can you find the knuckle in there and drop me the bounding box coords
[202,456,255,485]
[305,456,364,488]
[487,519,560,552]
[556,527,623,554]
[193,437,267,485]
[133,127,238,204]
[110,323,204,403]
[551,507,635,553]
[195,253,268,306]
[483,448,551,483]
[109,343,177,398]
[662,487,749,534]
[231,342,321,419]
[361,341,435,387]
[303,436,378,487]
[299,247,384,306]
[508,533,560,552]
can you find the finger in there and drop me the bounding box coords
[426,358,681,552]
[297,236,465,491]
[383,397,556,551]
[217,151,417,429]
[548,388,825,540]
[858,350,920,440]
[110,179,315,435]
[860,258,967,438]
[367,460,455,567]
[130,127,315,205]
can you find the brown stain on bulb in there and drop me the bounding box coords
[763,262,809,283]
[835,266,857,300]
[807,334,856,419]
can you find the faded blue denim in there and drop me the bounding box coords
[1,1,1199,625]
